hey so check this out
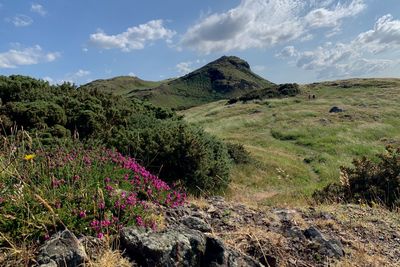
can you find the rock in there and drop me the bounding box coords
[120,227,264,267]
[37,229,88,267]
[329,106,344,113]
[182,216,212,232]
[303,226,344,258]
[304,226,323,240]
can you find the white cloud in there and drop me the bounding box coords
[276,46,298,58]
[0,45,60,68]
[181,0,365,54]
[355,14,400,53]
[31,3,46,16]
[128,72,136,77]
[280,14,400,79]
[89,20,176,52]
[304,0,365,28]
[8,14,33,27]
[176,62,193,74]
[74,69,90,77]
[43,76,54,84]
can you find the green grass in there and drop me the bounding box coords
[81,56,275,110]
[79,76,165,96]
[181,78,400,206]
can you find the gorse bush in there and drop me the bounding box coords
[0,133,185,244]
[227,83,300,104]
[313,146,400,209]
[0,75,231,194]
[226,142,251,164]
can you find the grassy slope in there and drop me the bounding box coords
[135,56,275,109]
[79,76,165,96]
[181,78,400,206]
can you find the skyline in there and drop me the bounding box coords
[0,0,400,85]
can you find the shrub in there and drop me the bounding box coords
[313,146,400,209]
[226,142,251,164]
[226,83,300,104]
[0,75,232,195]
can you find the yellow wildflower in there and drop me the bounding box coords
[24,154,36,161]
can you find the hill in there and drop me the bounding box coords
[79,76,165,96]
[80,56,276,109]
[181,78,400,206]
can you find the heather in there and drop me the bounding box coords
[0,75,231,195]
[0,132,186,245]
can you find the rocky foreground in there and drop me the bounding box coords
[31,197,400,266]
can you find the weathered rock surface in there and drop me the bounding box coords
[37,229,87,267]
[120,226,263,267]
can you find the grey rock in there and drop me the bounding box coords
[37,229,87,267]
[182,216,212,232]
[329,106,344,113]
[303,226,344,258]
[120,227,264,267]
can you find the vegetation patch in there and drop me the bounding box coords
[313,146,400,209]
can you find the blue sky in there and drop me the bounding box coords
[0,0,399,84]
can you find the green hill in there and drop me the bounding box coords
[181,78,400,205]
[79,76,164,96]
[80,56,276,109]
[137,56,275,109]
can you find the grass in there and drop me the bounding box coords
[181,78,400,206]
[82,56,275,110]
[79,76,165,96]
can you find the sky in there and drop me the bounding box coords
[0,0,399,84]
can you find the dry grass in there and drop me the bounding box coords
[215,225,287,266]
[85,249,133,267]
[0,241,37,267]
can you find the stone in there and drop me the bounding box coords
[182,216,212,232]
[37,229,87,267]
[120,227,264,267]
[329,106,344,113]
[303,226,344,258]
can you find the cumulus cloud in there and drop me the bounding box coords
[176,62,193,74]
[279,14,400,78]
[276,46,298,58]
[0,45,60,68]
[8,14,33,27]
[90,20,176,52]
[181,0,365,54]
[304,0,365,28]
[355,14,400,53]
[31,3,46,16]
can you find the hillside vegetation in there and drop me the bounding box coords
[0,75,231,195]
[81,56,276,110]
[182,78,400,205]
[80,76,165,96]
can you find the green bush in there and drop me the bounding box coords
[313,146,400,209]
[0,75,231,195]
[226,142,251,164]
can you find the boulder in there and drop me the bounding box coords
[182,216,212,232]
[37,229,88,267]
[303,226,344,258]
[329,106,344,113]
[120,227,264,267]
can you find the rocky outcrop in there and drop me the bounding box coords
[120,224,263,267]
[37,230,87,267]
